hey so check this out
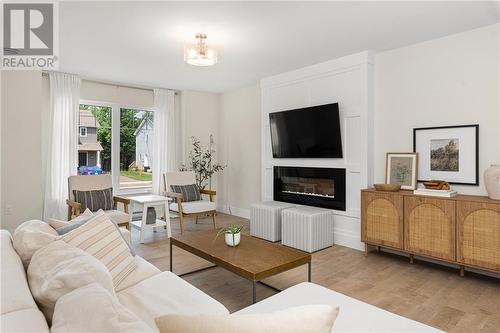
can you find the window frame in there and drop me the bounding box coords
[79,100,155,195]
[79,126,88,137]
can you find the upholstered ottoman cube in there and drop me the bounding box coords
[281,206,334,253]
[250,201,295,242]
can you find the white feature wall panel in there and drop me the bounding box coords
[260,51,374,251]
[344,116,362,166]
[347,171,361,216]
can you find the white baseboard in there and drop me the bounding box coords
[217,205,229,214]
[333,227,364,251]
[217,205,250,219]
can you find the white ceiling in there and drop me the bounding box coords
[59,1,499,93]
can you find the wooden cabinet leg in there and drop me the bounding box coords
[364,243,368,257]
[376,245,381,252]
[409,254,414,264]
[460,265,465,277]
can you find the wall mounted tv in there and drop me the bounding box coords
[269,103,343,158]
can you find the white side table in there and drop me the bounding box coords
[128,195,171,244]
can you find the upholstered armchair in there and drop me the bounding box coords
[66,175,130,229]
[163,171,217,234]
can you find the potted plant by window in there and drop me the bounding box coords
[181,136,226,190]
[215,225,244,247]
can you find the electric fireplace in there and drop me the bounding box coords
[274,166,346,211]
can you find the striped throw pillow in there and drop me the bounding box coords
[73,188,113,212]
[170,184,201,202]
[60,211,136,286]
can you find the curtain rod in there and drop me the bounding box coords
[41,71,179,94]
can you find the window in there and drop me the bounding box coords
[78,104,112,176]
[77,102,153,192]
[120,108,154,190]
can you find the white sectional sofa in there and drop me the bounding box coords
[1,225,442,332]
[1,230,50,332]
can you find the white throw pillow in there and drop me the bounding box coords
[47,208,93,229]
[154,304,339,333]
[60,211,136,286]
[13,220,59,269]
[27,240,115,323]
[51,283,152,333]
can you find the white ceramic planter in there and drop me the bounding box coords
[484,164,500,200]
[225,232,241,247]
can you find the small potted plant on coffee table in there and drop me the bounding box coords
[215,224,244,247]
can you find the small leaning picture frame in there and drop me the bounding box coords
[385,152,418,190]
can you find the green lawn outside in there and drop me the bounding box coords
[120,170,152,181]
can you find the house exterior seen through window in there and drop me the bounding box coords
[119,108,153,190]
[78,105,111,176]
[77,104,153,191]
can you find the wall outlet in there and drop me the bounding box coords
[5,205,13,215]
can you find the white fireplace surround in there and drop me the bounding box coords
[260,51,374,251]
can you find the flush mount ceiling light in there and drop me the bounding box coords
[184,33,218,66]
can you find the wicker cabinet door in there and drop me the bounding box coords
[361,191,403,249]
[457,201,500,272]
[404,196,456,261]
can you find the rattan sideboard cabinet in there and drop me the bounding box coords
[361,190,403,250]
[456,199,500,272]
[361,189,500,275]
[404,196,456,262]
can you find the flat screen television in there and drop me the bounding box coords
[269,103,342,158]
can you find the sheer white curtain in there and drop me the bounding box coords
[43,72,81,220]
[152,88,176,194]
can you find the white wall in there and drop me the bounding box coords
[80,81,154,109]
[179,87,262,217]
[180,90,221,194]
[1,71,44,232]
[374,23,500,195]
[218,85,261,218]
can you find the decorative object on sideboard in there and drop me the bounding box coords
[423,180,450,190]
[146,207,156,224]
[216,225,244,247]
[413,188,457,198]
[373,183,401,192]
[413,125,479,185]
[385,152,418,190]
[484,164,500,200]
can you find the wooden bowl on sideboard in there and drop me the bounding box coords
[374,183,401,192]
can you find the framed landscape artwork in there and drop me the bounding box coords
[385,152,418,190]
[413,125,479,185]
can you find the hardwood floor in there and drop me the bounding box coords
[132,213,500,333]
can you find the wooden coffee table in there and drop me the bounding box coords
[170,230,311,303]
